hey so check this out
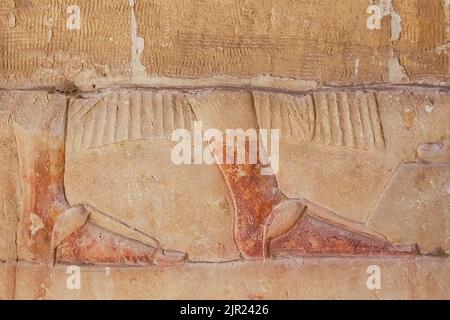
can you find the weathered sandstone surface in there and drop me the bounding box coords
[0,0,449,299]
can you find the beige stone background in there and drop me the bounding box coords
[0,0,449,299]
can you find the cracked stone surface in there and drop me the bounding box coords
[0,0,449,90]
[0,0,449,300]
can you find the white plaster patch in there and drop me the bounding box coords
[441,1,450,55]
[355,58,360,79]
[388,49,410,83]
[29,212,44,236]
[129,0,147,80]
[379,0,402,42]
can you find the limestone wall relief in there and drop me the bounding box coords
[0,0,449,300]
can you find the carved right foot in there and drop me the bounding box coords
[218,144,418,259]
[263,199,306,259]
[270,200,419,257]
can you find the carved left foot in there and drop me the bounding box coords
[53,205,187,266]
[56,222,159,265]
